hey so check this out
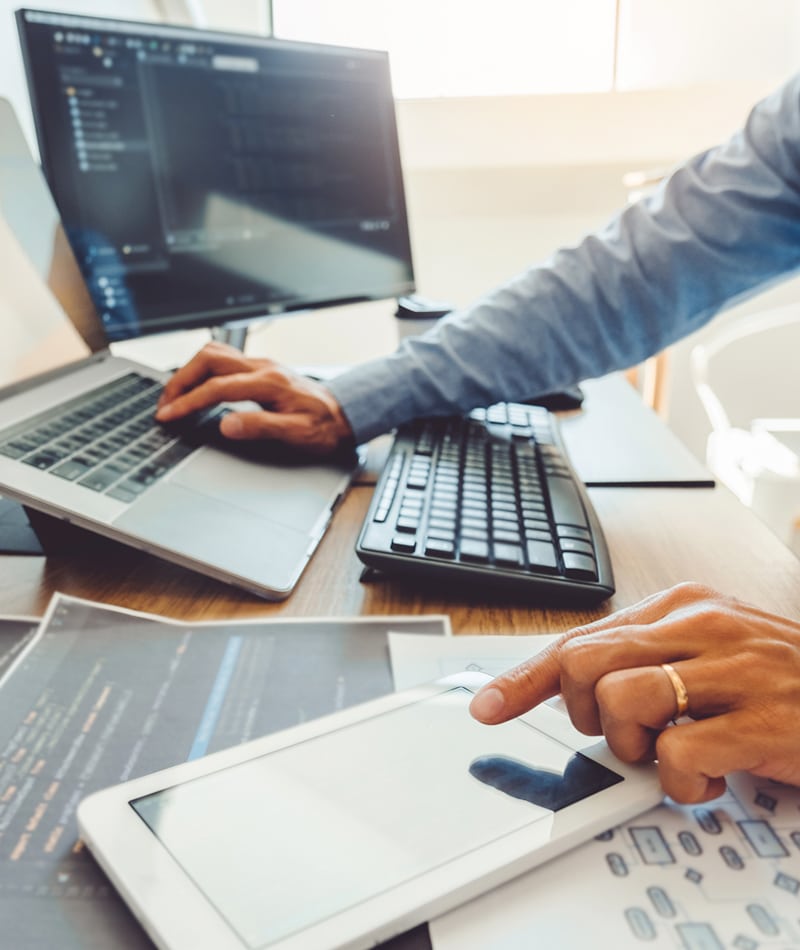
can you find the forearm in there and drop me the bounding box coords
[330,76,800,443]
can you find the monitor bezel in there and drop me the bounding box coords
[15,8,416,340]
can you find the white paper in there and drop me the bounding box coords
[387,633,558,691]
[432,770,800,948]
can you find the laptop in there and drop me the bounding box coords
[0,98,361,599]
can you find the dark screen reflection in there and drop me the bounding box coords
[469,753,623,811]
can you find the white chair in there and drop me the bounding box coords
[690,304,800,555]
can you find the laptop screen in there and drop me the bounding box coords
[17,10,415,342]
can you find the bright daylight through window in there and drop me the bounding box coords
[272,0,617,98]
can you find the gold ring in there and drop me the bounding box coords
[660,663,689,719]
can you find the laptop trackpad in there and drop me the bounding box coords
[171,449,348,534]
[114,482,311,595]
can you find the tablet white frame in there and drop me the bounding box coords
[78,673,662,950]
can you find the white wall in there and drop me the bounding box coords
[198,0,267,34]
[615,0,800,90]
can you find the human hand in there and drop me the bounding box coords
[155,342,354,455]
[470,582,800,803]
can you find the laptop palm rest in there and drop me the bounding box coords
[114,479,311,596]
[168,448,349,533]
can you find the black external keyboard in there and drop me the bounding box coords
[356,403,614,603]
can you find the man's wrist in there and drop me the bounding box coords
[320,387,356,450]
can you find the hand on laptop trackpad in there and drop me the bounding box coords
[160,406,357,468]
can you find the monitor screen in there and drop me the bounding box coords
[16,9,415,342]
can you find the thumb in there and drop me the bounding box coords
[219,410,291,441]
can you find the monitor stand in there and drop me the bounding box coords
[209,312,277,352]
[210,323,249,350]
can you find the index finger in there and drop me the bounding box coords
[469,637,567,723]
[470,583,726,725]
[469,608,690,727]
[158,344,246,407]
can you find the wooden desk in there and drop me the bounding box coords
[2,371,799,950]
[4,302,800,626]
[3,481,799,630]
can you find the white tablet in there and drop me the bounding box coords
[77,672,662,950]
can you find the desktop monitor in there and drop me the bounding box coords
[16,9,415,342]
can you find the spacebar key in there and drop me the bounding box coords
[546,474,588,528]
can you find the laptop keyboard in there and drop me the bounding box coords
[356,403,615,603]
[0,372,194,504]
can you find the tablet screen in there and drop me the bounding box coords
[131,687,621,948]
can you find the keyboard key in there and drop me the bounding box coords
[133,460,173,486]
[523,518,551,534]
[492,491,516,503]
[492,519,519,534]
[493,529,521,544]
[460,539,489,562]
[560,538,594,557]
[521,501,546,515]
[427,527,455,542]
[396,516,419,533]
[462,515,488,530]
[378,481,398,507]
[546,475,588,528]
[0,442,29,459]
[526,540,558,573]
[461,526,488,542]
[429,517,456,532]
[556,524,592,543]
[432,497,458,513]
[149,442,193,470]
[390,536,416,553]
[78,467,122,492]
[23,450,66,470]
[111,478,148,498]
[494,543,523,566]
[107,485,139,504]
[563,552,598,580]
[425,538,454,558]
[52,459,93,481]
[525,528,552,543]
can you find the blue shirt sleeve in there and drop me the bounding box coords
[328,74,800,444]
